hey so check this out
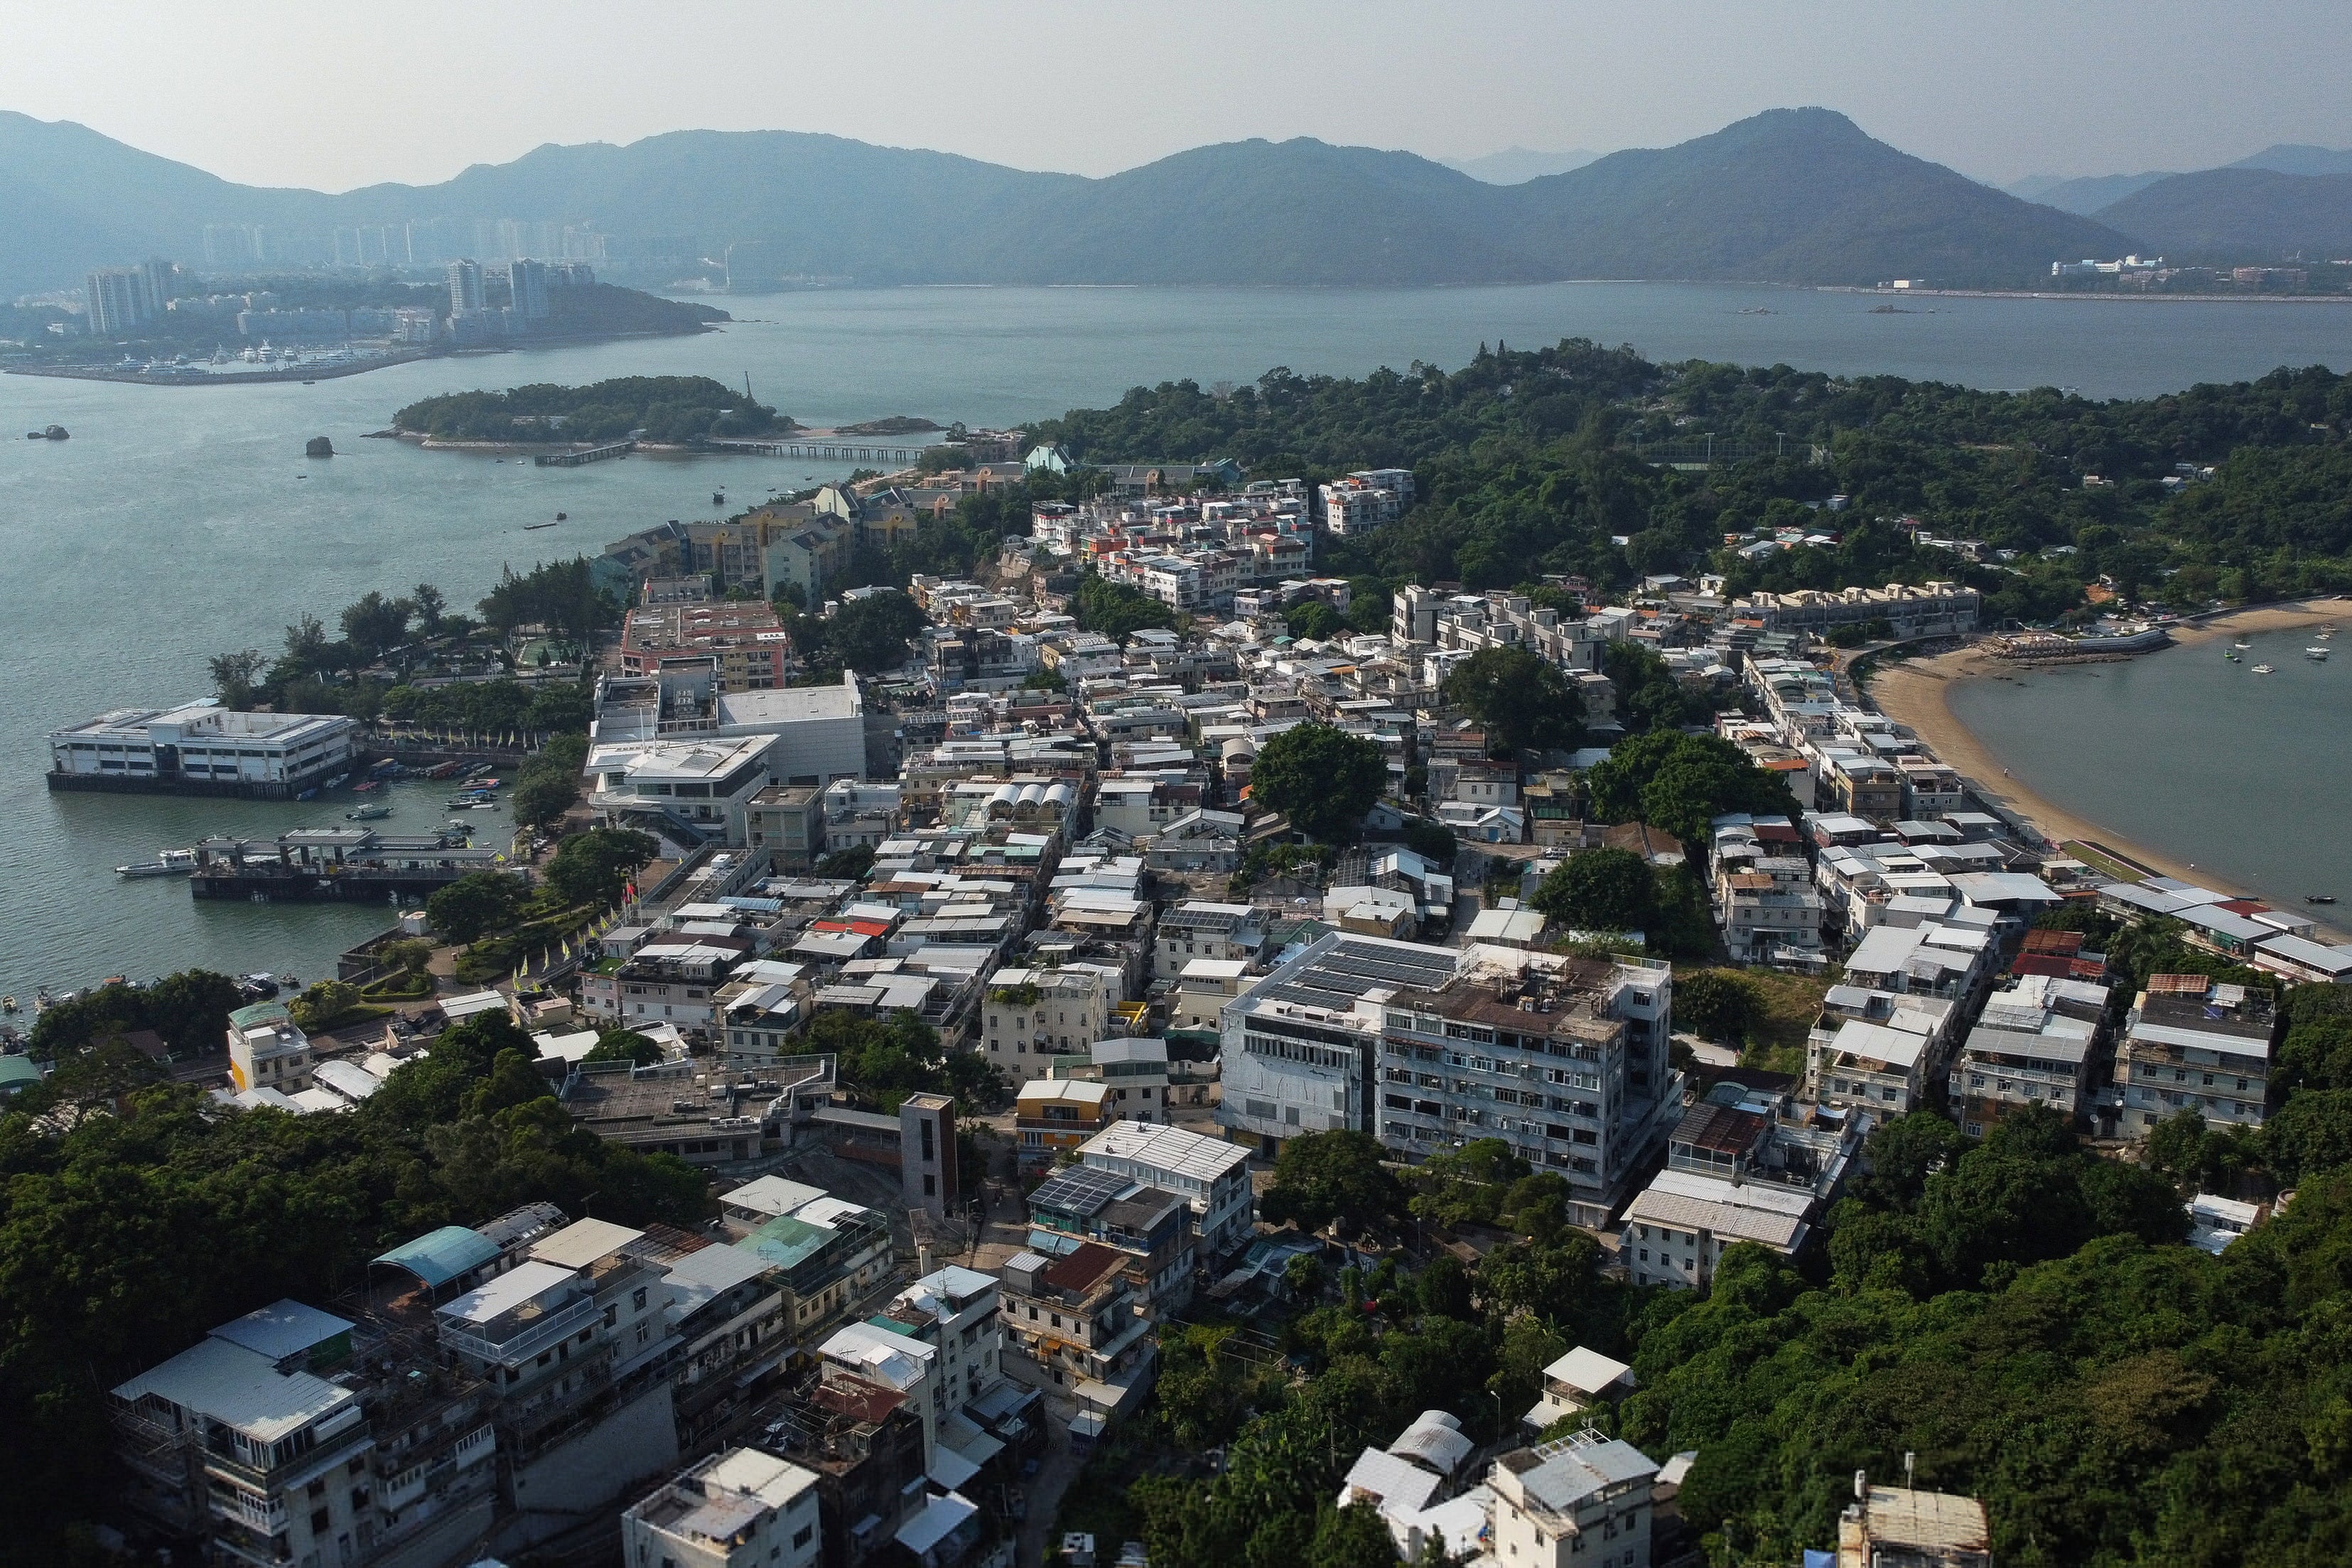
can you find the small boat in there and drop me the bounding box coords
[2308,894,2338,904]
[467,801,499,810]
[2235,639,2252,649]
[713,492,725,505]
[523,520,559,530]
[296,787,318,801]
[2253,663,2277,674]
[346,803,393,821]
[323,772,349,790]
[465,764,495,779]
[117,848,198,879]
[2308,647,2329,660]
[352,780,378,793]
[0,997,14,1013]
[556,512,567,520]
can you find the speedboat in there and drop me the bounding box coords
[2252,663,2277,674]
[346,803,393,821]
[2308,647,2329,661]
[117,847,198,878]
[2308,894,2338,905]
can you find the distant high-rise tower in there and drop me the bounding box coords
[446,258,485,315]
[138,259,173,316]
[84,267,150,336]
[507,258,550,322]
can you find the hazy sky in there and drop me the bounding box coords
[6,0,2350,190]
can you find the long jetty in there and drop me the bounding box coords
[702,438,927,463]
[534,440,637,467]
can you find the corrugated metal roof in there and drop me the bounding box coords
[373,1223,500,1288]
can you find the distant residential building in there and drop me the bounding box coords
[507,258,551,322]
[585,734,777,844]
[85,265,154,335]
[447,258,485,314]
[984,966,1115,1070]
[620,601,791,691]
[1014,1078,1113,1161]
[1319,470,1415,536]
[2113,973,2277,1134]
[1621,1081,1865,1288]
[1519,1347,1636,1432]
[748,784,826,870]
[1485,1431,1661,1568]
[1835,1483,1992,1568]
[1948,972,2108,1136]
[996,1245,1150,1404]
[1727,581,1979,639]
[623,1448,824,1568]
[1073,1119,1255,1255]
[227,1001,313,1094]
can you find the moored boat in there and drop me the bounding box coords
[346,802,393,821]
[116,847,198,878]
[2253,663,2277,674]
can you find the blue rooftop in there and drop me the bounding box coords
[373,1224,501,1288]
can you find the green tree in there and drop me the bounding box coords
[426,872,526,943]
[511,769,579,830]
[207,648,266,709]
[1443,646,1584,752]
[1261,1130,1403,1237]
[828,591,927,674]
[1308,1502,1400,1568]
[411,582,447,636]
[339,591,412,661]
[542,828,660,908]
[583,1029,664,1067]
[1584,730,1799,846]
[287,980,361,1032]
[816,843,877,881]
[1673,970,1763,1042]
[1251,723,1388,843]
[1530,847,1658,932]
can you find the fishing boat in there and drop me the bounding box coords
[117,847,198,879]
[346,802,393,821]
[2253,663,2277,674]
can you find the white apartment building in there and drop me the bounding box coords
[586,733,778,843]
[227,1001,314,1094]
[1319,470,1415,537]
[48,701,356,796]
[1388,585,1607,675]
[1949,973,2108,1137]
[622,1448,822,1568]
[981,965,1116,1069]
[1376,948,1678,1230]
[1076,1119,1256,1255]
[1622,1168,1818,1288]
[1154,901,1263,982]
[878,1266,1006,1432]
[1217,932,1467,1150]
[1172,958,1250,1034]
[1487,1432,1661,1568]
[1727,580,1980,638]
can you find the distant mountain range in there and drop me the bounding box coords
[2004,142,2352,260]
[0,104,2276,300]
[1438,146,1600,184]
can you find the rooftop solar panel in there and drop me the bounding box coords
[1028,1166,1130,1216]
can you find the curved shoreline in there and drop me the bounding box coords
[1867,598,2352,921]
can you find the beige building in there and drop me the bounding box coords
[227,1001,313,1093]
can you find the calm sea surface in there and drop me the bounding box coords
[1946,629,2352,913]
[6,281,2352,997]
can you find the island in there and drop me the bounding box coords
[387,375,797,448]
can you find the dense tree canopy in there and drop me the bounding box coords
[1529,846,1659,934]
[1585,730,1802,846]
[1260,1130,1404,1237]
[1033,345,2352,610]
[1250,723,1388,843]
[1442,645,1585,752]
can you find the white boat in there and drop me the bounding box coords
[2308,647,2330,660]
[117,847,198,878]
[2253,663,2277,674]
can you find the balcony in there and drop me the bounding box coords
[436,1293,599,1367]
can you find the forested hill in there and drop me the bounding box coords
[392,375,793,444]
[1030,342,2352,621]
[0,107,2122,294]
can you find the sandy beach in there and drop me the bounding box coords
[1866,597,2352,902]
